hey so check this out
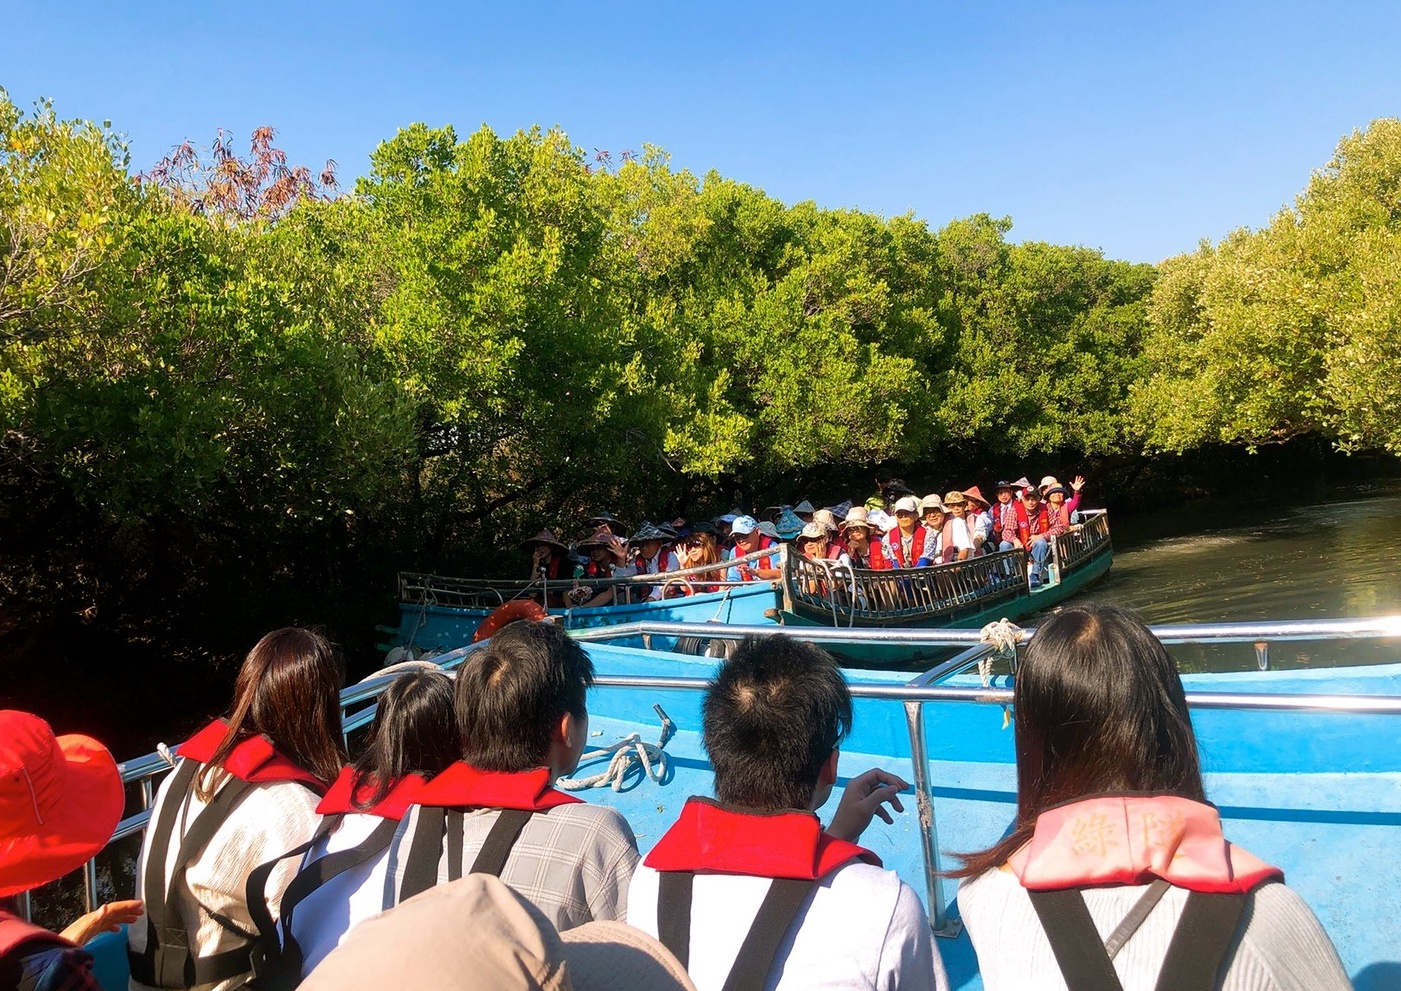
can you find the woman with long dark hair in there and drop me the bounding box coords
[271,668,460,979]
[128,628,346,991]
[953,604,1350,991]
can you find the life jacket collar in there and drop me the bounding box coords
[179,720,325,789]
[316,767,426,820]
[1008,793,1283,894]
[0,909,72,958]
[411,762,582,811]
[644,796,881,879]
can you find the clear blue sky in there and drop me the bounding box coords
[4,1,1398,263]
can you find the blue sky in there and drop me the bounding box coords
[4,1,1398,262]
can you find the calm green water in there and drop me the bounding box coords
[1066,488,1401,672]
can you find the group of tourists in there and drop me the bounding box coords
[2,606,1351,991]
[523,474,1089,601]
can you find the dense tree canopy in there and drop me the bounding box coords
[2,87,1398,676]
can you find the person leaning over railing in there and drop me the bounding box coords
[1,711,143,991]
[244,668,461,984]
[951,605,1352,991]
[128,628,346,991]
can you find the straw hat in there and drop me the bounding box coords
[797,522,829,543]
[811,508,839,533]
[0,710,124,898]
[630,521,671,544]
[919,494,947,514]
[962,486,990,508]
[583,511,627,533]
[839,506,876,531]
[519,529,569,555]
[576,528,628,562]
[301,874,696,991]
[942,490,967,507]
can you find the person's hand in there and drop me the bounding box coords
[827,768,910,843]
[60,900,144,945]
[1071,475,1085,492]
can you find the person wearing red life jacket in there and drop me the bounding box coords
[383,622,639,932]
[726,516,781,582]
[839,507,887,570]
[129,629,346,991]
[242,669,461,984]
[674,524,724,594]
[952,606,1351,991]
[570,529,633,608]
[628,634,947,991]
[1,711,142,991]
[999,484,1053,588]
[630,522,683,601]
[882,497,936,570]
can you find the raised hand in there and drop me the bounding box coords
[1071,475,1086,491]
[827,767,911,842]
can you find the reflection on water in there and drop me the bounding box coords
[1074,490,1401,672]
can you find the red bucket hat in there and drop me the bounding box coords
[0,710,124,898]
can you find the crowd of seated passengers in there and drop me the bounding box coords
[2,606,1352,991]
[518,473,1088,603]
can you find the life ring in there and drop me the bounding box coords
[471,599,548,642]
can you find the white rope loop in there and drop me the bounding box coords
[977,618,1025,727]
[557,704,676,792]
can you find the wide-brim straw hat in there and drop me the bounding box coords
[576,528,628,561]
[839,506,875,531]
[520,529,569,555]
[920,494,947,514]
[962,486,991,508]
[301,874,696,991]
[1012,477,1033,491]
[943,490,968,507]
[0,710,124,898]
[584,511,627,532]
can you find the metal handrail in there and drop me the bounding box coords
[1054,512,1112,573]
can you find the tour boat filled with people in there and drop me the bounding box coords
[5,608,1399,991]
[390,475,1112,665]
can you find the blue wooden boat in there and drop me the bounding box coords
[389,511,1114,665]
[37,615,1400,991]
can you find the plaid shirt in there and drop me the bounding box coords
[384,802,639,931]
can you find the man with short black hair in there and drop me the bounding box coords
[384,621,638,930]
[629,635,946,991]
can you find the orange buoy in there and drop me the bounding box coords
[471,599,548,642]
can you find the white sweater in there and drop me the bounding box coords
[129,769,322,991]
[629,861,947,991]
[957,867,1353,991]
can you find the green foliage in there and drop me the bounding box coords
[1133,118,1401,454]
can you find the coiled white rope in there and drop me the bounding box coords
[978,618,1025,729]
[557,704,676,792]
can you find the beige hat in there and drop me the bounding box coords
[301,875,696,991]
[919,494,946,514]
[893,495,919,514]
[839,506,875,531]
[1039,475,1060,493]
[797,521,829,542]
[942,490,967,506]
[811,508,839,533]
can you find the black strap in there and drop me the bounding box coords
[468,809,533,877]
[396,806,536,904]
[656,871,694,969]
[1104,879,1170,960]
[1030,885,1255,991]
[1154,890,1249,991]
[131,759,263,989]
[398,806,447,903]
[721,877,814,991]
[243,815,343,990]
[1029,888,1127,991]
[656,871,815,991]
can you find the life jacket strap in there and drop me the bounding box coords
[395,807,535,906]
[656,870,815,991]
[1028,882,1258,991]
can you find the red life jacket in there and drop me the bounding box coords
[582,560,613,580]
[179,720,327,789]
[1013,502,1050,546]
[0,910,72,962]
[645,797,880,878]
[316,767,427,821]
[411,762,582,812]
[736,536,776,576]
[848,539,887,569]
[885,525,928,568]
[1008,794,1283,894]
[634,550,679,576]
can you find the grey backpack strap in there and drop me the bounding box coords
[1104,879,1171,959]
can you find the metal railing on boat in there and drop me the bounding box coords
[38,615,1401,937]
